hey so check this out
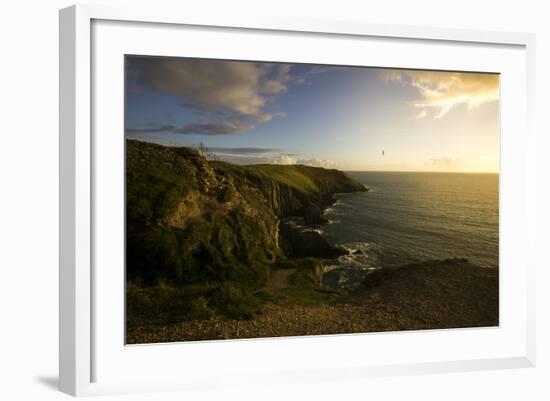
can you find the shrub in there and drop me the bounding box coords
[210,283,262,320]
[186,296,215,320]
[126,281,263,324]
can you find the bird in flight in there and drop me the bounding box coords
[382,150,385,156]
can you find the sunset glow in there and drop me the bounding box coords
[126,57,499,173]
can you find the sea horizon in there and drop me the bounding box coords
[342,170,499,174]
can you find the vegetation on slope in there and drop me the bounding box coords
[126,141,280,288]
[126,139,366,326]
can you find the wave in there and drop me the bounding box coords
[301,227,324,235]
[323,207,335,215]
[322,241,383,288]
[338,242,383,270]
[323,200,345,215]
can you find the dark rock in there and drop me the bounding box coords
[216,185,234,203]
[359,258,476,290]
[303,203,328,225]
[323,267,370,289]
[279,222,347,259]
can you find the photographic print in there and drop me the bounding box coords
[125,55,499,344]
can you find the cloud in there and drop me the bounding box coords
[127,56,290,124]
[271,154,297,165]
[199,146,338,168]
[382,69,499,119]
[202,146,285,165]
[297,158,336,169]
[413,109,427,120]
[126,120,254,135]
[293,65,349,84]
[205,147,281,155]
[173,121,254,135]
[269,154,336,168]
[209,154,273,165]
[256,111,287,122]
[126,124,175,134]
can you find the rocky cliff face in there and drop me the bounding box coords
[126,140,366,287]
[242,165,365,224]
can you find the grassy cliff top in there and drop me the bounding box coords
[241,164,319,193]
[244,163,366,193]
[127,139,366,221]
[212,160,366,195]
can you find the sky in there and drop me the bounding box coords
[125,55,500,172]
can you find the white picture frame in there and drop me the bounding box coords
[59,4,536,397]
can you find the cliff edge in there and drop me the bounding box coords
[126,139,366,287]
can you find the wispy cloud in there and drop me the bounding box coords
[126,125,176,134]
[126,120,254,136]
[293,65,349,84]
[271,154,297,165]
[297,158,336,169]
[205,147,281,155]
[413,109,427,120]
[173,121,254,135]
[382,70,499,119]
[271,154,336,168]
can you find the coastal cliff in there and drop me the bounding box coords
[126,139,366,287]
[126,140,498,343]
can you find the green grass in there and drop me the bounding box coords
[126,258,344,327]
[275,258,344,304]
[245,165,319,193]
[244,163,365,196]
[126,169,192,222]
[127,280,263,323]
[126,141,200,222]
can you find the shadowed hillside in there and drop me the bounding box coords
[126,139,366,326]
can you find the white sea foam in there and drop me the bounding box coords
[338,271,349,286]
[322,264,338,273]
[335,242,383,271]
[323,200,345,216]
[322,242,383,288]
[301,228,324,235]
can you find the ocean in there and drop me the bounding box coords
[321,172,499,288]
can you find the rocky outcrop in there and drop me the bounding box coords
[303,204,328,225]
[278,221,347,259]
[126,139,366,287]
[241,164,367,223]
